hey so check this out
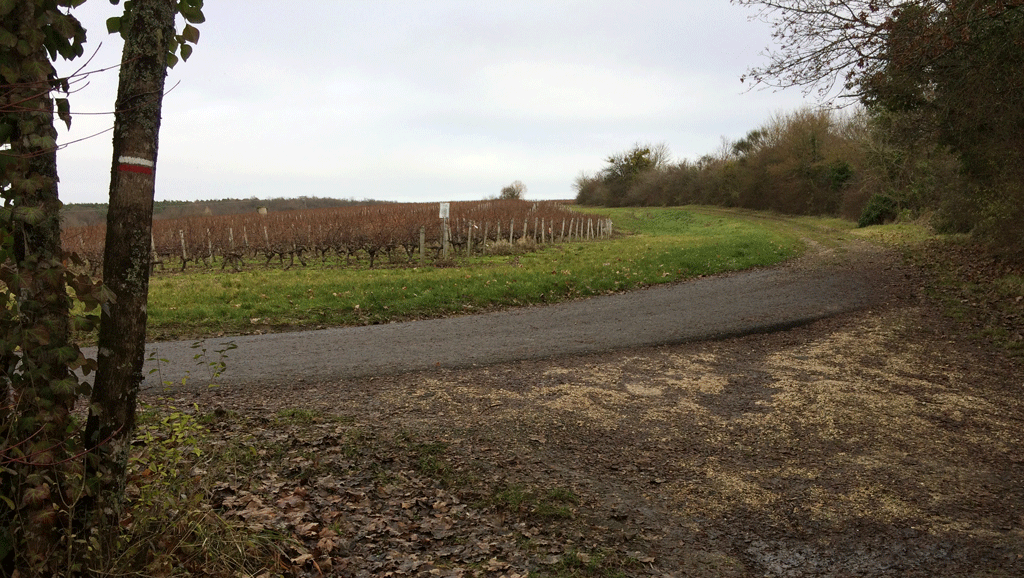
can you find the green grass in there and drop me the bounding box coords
[530,549,636,578]
[488,483,580,520]
[135,207,804,341]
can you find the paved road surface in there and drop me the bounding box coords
[104,246,894,391]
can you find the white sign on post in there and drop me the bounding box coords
[439,202,450,219]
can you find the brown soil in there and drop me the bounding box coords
[153,242,1024,577]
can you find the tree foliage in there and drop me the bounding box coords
[732,0,1022,97]
[735,0,1024,248]
[574,144,670,207]
[500,180,526,200]
[863,1,1024,241]
[574,107,951,221]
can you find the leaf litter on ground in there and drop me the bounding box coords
[195,413,628,578]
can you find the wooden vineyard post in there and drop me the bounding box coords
[561,218,566,242]
[467,220,473,256]
[509,219,515,243]
[439,202,450,259]
[179,230,187,267]
[419,226,425,264]
[441,222,448,259]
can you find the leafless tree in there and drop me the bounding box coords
[500,180,527,200]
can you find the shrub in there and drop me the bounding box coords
[483,239,520,256]
[858,194,899,227]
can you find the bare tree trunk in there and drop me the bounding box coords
[80,0,177,564]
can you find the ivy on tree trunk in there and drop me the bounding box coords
[0,2,84,575]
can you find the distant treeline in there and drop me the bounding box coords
[61,196,391,228]
[576,105,1022,253]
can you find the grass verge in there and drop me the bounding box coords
[128,207,803,342]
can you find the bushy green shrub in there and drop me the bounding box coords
[858,194,899,227]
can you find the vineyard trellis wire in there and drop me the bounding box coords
[61,199,614,273]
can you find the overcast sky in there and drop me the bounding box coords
[53,1,811,205]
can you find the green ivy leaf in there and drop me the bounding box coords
[106,16,121,35]
[0,0,17,17]
[12,205,46,226]
[25,325,51,346]
[0,26,16,48]
[54,376,77,398]
[56,98,72,130]
[181,23,200,44]
[179,5,205,24]
[51,12,77,40]
[96,284,118,305]
[73,314,101,332]
[0,63,19,84]
[180,43,192,62]
[77,379,93,395]
[27,134,57,150]
[54,346,79,365]
[0,152,16,175]
[166,51,178,68]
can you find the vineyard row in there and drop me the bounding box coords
[61,199,613,272]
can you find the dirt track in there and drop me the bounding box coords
[134,239,896,391]
[140,239,1024,577]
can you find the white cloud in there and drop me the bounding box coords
[52,1,813,205]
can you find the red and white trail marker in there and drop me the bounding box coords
[118,155,154,175]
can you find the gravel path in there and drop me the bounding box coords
[128,241,896,390]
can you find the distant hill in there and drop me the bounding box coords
[61,196,392,228]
